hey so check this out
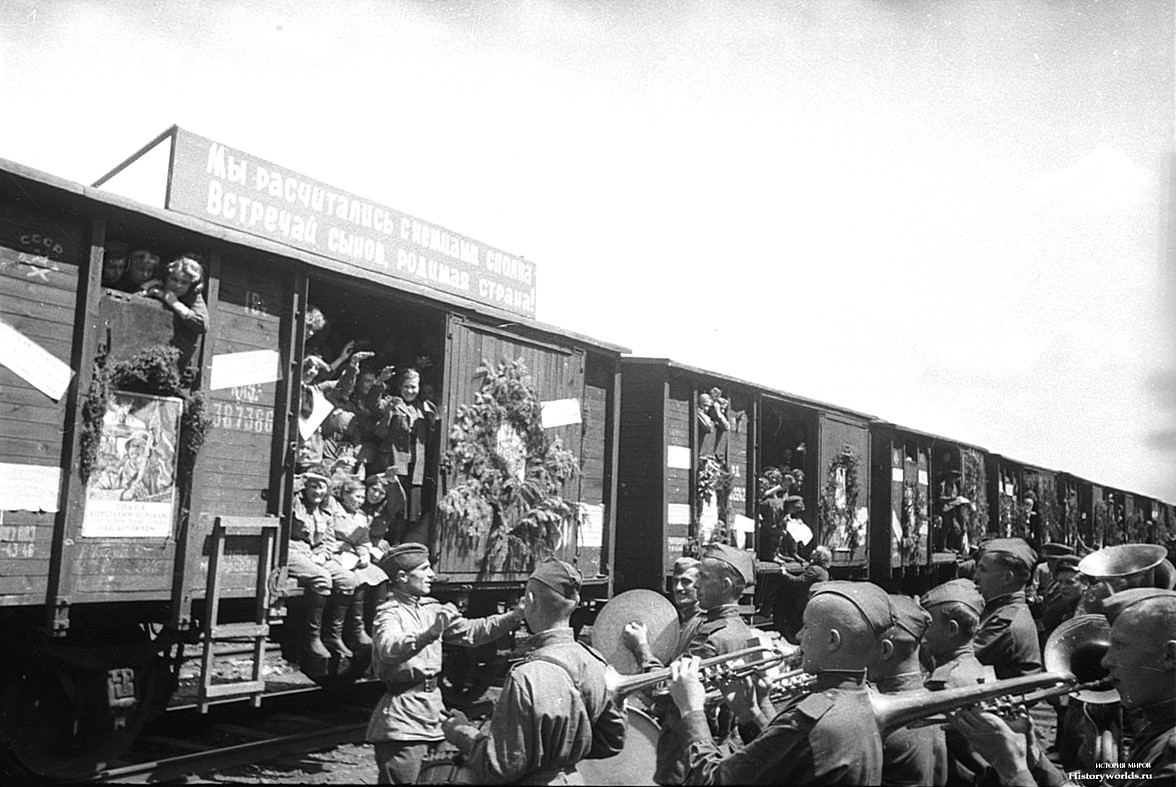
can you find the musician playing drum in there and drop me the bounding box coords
[442,558,627,784]
[666,580,893,785]
[366,543,525,784]
[949,588,1176,786]
[653,544,763,785]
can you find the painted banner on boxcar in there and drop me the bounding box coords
[166,129,537,318]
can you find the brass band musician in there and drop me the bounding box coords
[972,538,1043,679]
[664,580,893,785]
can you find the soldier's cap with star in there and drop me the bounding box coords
[919,578,985,616]
[887,593,932,640]
[1100,588,1176,624]
[300,464,330,483]
[529,558,582,599]
[701,542,755,587]
[979,538,1038,572]
[809,580,896,636]
[1054,555,1081,573]
[382,542,430,574]
[672,556,700,576]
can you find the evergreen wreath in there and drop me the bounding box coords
[78,345,212,486]
[439,359,580,578]
[960,448,989,541]
[820,443,861,555]
[900,482,929,565]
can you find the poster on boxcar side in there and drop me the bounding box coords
[166,128,537,319]
[82,391,182,538]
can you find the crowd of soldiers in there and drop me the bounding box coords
[350,535,1174,785]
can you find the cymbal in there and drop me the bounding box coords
[591,589,679,675]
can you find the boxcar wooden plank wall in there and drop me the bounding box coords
[0,202,85,604]
[186,259,289,598]
[578,358,612,579]
[665,379,692,578]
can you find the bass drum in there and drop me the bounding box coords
[577,706,661,786]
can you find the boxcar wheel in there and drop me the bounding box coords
[1,646,168,781]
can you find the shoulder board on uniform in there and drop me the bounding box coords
[927,662,956,686]
[795,691,835,721]
[420,597,440,606]
[698,618,730,636]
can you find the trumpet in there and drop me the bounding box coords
[604,644,795,703]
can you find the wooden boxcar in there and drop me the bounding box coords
[867,422,992,592]
[0,156,624,778]
[613,357,873,596]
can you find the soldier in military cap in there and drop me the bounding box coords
[654,542,765,784]
[666,579,892,785]
[972,537,1043,679]
[443,558,627,783]
[623,555,704,671]
[366,543,524,784]
[919,578,996,786]
[869,594,947,787]
[949,588,1176,786]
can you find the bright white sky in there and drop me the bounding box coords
[3,1,1174,501]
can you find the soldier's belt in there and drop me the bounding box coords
[384,676,439,693]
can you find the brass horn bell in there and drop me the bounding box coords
[1043,614,1119,704]
[1077,544,1167,587]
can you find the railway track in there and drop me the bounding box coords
[84,681,385,784]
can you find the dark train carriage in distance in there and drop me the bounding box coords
[614,357,874,596]
[0,156,626,777]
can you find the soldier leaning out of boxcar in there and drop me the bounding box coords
[289,465,359,667]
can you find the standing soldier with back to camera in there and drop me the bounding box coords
[870,594,948,787]
[665,580,893,785]
[653,543,763,785]
[443,558,627,783]
[971,538,1043,679]
[366,543,525,785]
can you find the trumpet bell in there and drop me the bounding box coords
[1044,614,1118,705]
[1078,544,1166,582]
[591,589,679,675]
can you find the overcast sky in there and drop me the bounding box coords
[2,0,1173,501]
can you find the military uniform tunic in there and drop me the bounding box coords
[454,628,627,785]
[876,672,948,787]
[655,604,761,785]
[678,671,883,786]
[974,591,1042,679]
[926,644,997,786]
[366,591,520,743]
[1104,699,1175,787]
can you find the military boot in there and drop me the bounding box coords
[301,591,331,672]
[345,586,372,652]
[322,593,354,659]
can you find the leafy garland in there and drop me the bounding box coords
[439,360,580,578]
[960,448,989,542]
[79,345,212,486]
[900,482,929,565]
[696,454,736,524]
[819,443,861,555]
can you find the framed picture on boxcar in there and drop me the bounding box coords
[82,390,183,538]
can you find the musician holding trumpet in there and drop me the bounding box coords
[665,580,894,785]
[948,587,1176,786]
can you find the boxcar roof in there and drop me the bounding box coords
[870,419,992,456]
[621,356,878,421]
[1,157,629,356]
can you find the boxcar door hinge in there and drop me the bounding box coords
[50,597,71,636]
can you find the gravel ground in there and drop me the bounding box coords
[191,742,379,785]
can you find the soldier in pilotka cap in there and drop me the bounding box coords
[972,538,1043,679]
[654,542,766,785]
[366,543,525,784]
[668,579,892,785]
[443,558,627,783]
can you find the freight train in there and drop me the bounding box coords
[1,137,1171,779]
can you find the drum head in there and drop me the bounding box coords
[591,590,678,675]
[576,706,661,786]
